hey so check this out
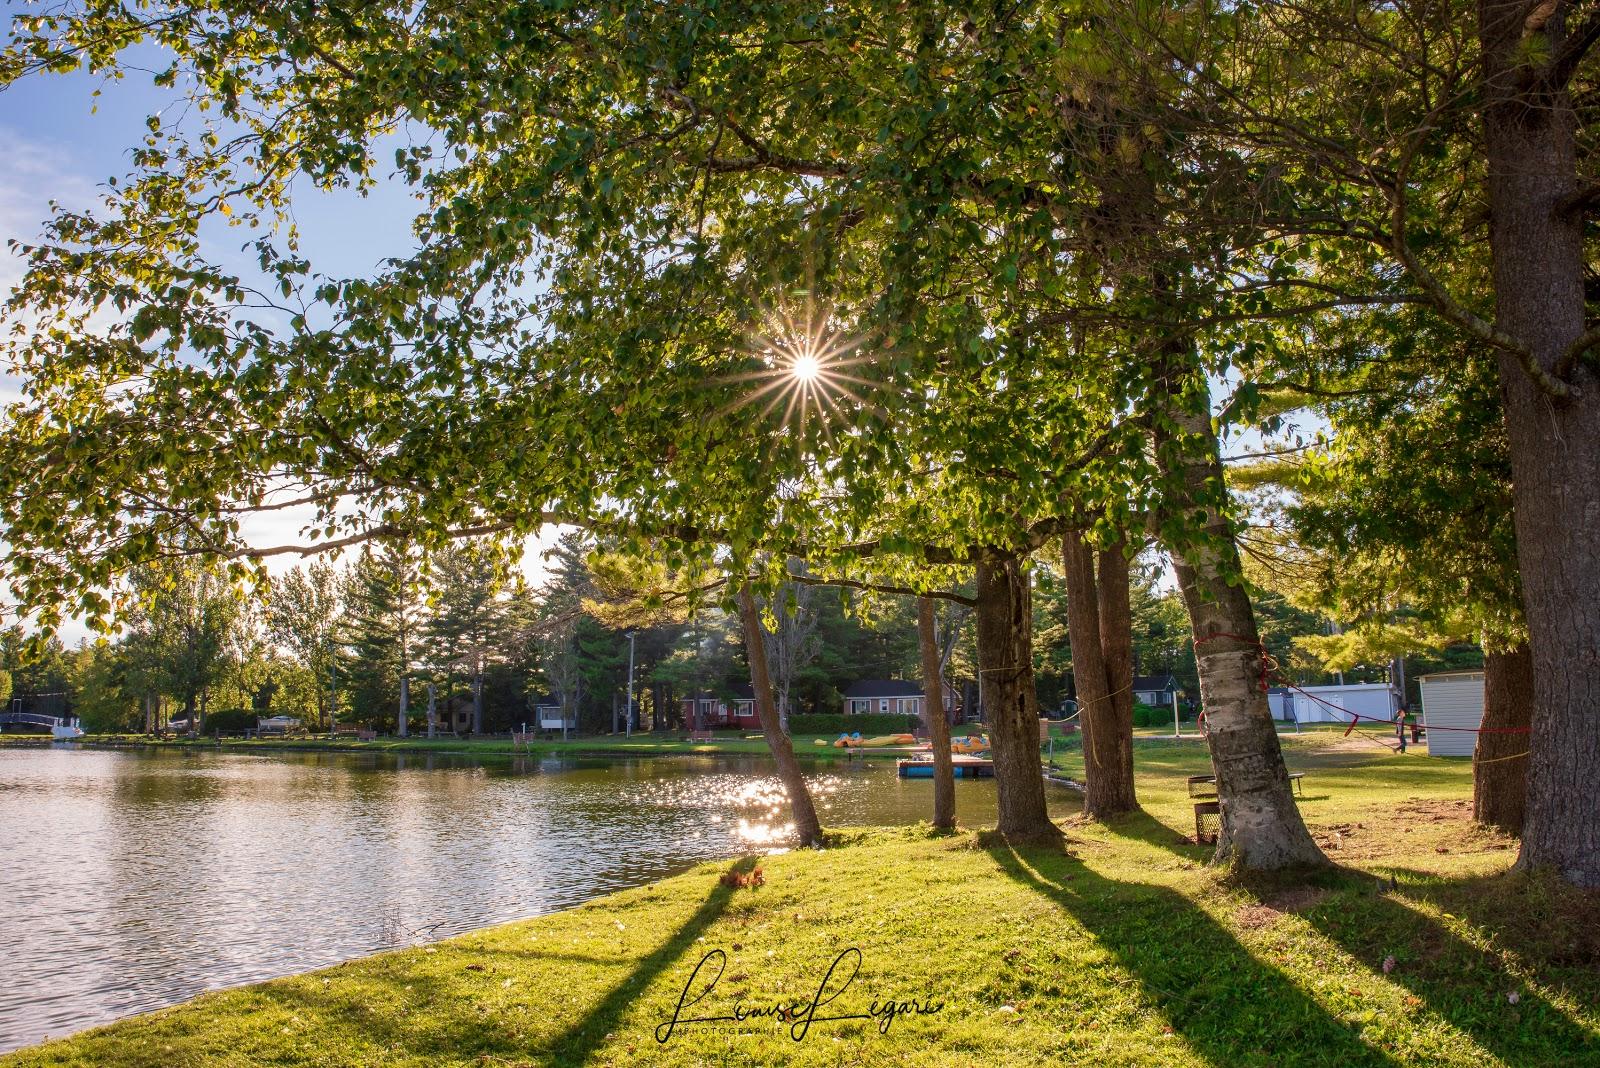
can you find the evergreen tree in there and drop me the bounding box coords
[342,543,424,731]
[423,542,511,734]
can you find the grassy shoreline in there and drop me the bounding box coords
[2,731,928,762]
[5,734,1597,1066]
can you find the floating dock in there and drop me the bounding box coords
[896,755,995,779]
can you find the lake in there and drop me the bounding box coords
[0,744,1080,1053]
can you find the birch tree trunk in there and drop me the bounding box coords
[974,557,1062,844]
[737,585,825,847]
[1156,405,1327,870]
[918,597,957,830]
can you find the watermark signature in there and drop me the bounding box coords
[654,947,945,1043]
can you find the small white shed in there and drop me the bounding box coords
[1418,670,1484,757]
[1286,683,1397,725]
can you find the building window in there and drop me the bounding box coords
[879,699,889,712]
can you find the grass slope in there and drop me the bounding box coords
[6,736,1598,1067]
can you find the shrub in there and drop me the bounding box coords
[205,708,257,735]
[1131,703,1170,728]
[788,712,922,735]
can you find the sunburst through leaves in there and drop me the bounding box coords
[715,305,885,442]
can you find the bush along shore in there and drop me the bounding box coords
[4,735,1597,1067]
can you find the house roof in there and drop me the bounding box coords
[844,679,926,699]
[1132,675,1179,692]
[685,683,756,701]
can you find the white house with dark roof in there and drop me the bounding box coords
[1132,674,1181,707]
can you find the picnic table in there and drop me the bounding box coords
[1187,772,1304,798]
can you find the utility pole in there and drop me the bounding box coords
[625,631,636,737]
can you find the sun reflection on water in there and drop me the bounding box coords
[626,771,847,849]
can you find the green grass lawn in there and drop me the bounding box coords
[6,735,1597,1067]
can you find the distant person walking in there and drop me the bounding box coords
[1395,708,1409,753]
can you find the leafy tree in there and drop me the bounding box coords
[267,560,345,729]
[1282,337,1530,831]
[66,642,138,733]
[124,559,246,730]
[1109,0,1600,884]
[0,626,73,698]
[758,566,824,735]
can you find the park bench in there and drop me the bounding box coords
[1187,772,1304,798]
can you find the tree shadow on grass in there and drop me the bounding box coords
[536,855,754,1065]
[990,844,1401,1068]
[1091,808,1213,863]
[221,859,756,1068]
[1291,866,1600,1064]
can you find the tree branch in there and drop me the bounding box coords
[787,573,976,607]
[1547,5,1600,88]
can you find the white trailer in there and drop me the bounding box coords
[1286,682,1397,725]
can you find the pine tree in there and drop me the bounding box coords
[423,542,510,734]
[342,543,424,731]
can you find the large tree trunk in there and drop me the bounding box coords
[737,585,825,848]
[1062,533,1139,816]
[1475,644,1533,834]
[397,676,409,738]
[1479,1,1600,887]
[974,557,1062,845]
[917,597,957,830]
[1097,544,1136,758]
[1155,405,1327,870]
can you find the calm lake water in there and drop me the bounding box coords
[0,744,1079,1053]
